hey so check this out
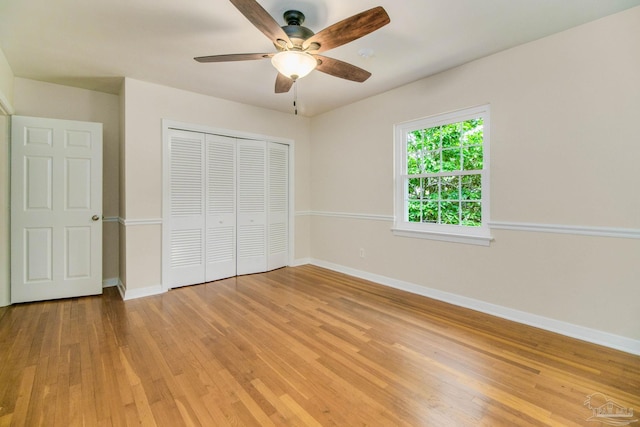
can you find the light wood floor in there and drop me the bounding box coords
[0,265,638,426]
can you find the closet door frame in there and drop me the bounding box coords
[161,120,295,292]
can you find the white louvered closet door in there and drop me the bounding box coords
[164,126,289,289]
[267,142,289,271]
[236,139,267,275]
[205,134,237,282]
[166,130,206,288]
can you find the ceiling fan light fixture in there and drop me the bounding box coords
[271,51,317,80]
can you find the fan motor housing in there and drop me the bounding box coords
[278,10,314,48]
[282,24,314,41]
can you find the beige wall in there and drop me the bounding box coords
[0,115,10,307]
[0,48,14,307]
[0,48,14,110]
[120,78,311,291]
[13,78,121,282]
[118,82,127,288]
[309,8,640,340]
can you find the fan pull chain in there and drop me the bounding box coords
[293,80,298,115]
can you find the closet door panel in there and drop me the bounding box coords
[267,142,289,271]
[236,140,267,275]
[164,125,291,289]
[205,134,237,282]
[166,130,206,287]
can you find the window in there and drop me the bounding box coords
[393,105,491,245]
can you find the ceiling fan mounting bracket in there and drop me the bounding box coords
[283,10,305,26]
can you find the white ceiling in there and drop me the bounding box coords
[1,0,639,116]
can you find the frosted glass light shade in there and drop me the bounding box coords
[271,51,317,80]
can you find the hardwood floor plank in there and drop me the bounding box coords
[0,414,11,427]
[1,265,638,426]
[118,346,156,426]
[279,393,323,427]
[10,365,36,426]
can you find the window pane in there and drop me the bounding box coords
[406,133,421,174]
[409,130,423,149]
[407,154,420,174]
[461,202,482,226]
[461,174,481,200]
[408,178,421,200]
[422,201,438,223]
[423,150,440,173]
[408,130,418,142]
[408,200,421,222]
[463,145,483,171]
[424,126,441,151]
[440,202,460,225]
[462,118,484,145]
[442,148,461,171]
[425,177,439,200]
[441,176,459,200]
[441,123,462,148]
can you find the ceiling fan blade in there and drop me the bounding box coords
[229,0,292,47]
[194,53,274,63]
[275,73,294,93]
[315,56,371,82]
[303,6,390,53]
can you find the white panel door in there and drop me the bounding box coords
[267,142,289,271]
[11,115,102,303]
[165,129,206,288]
[236,139,267,276]
[205,134,236,282]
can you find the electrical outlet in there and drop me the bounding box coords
[359,248,365,258]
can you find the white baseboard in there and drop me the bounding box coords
[306,259,640,356]
[115,280,166,301]
[290,258,312,267]
[116,280,126,300]
[102,278,119,288]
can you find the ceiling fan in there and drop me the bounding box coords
[195,0,391,95]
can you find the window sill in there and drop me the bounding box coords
[391,227,493,246]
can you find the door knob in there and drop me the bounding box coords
[92,215,100,221]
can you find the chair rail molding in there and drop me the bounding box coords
[489,221,640,239]
[118,218,163,226]
[301,211,640,240]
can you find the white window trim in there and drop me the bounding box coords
[393,104,492,246]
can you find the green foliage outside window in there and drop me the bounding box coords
[406,118,483,226]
